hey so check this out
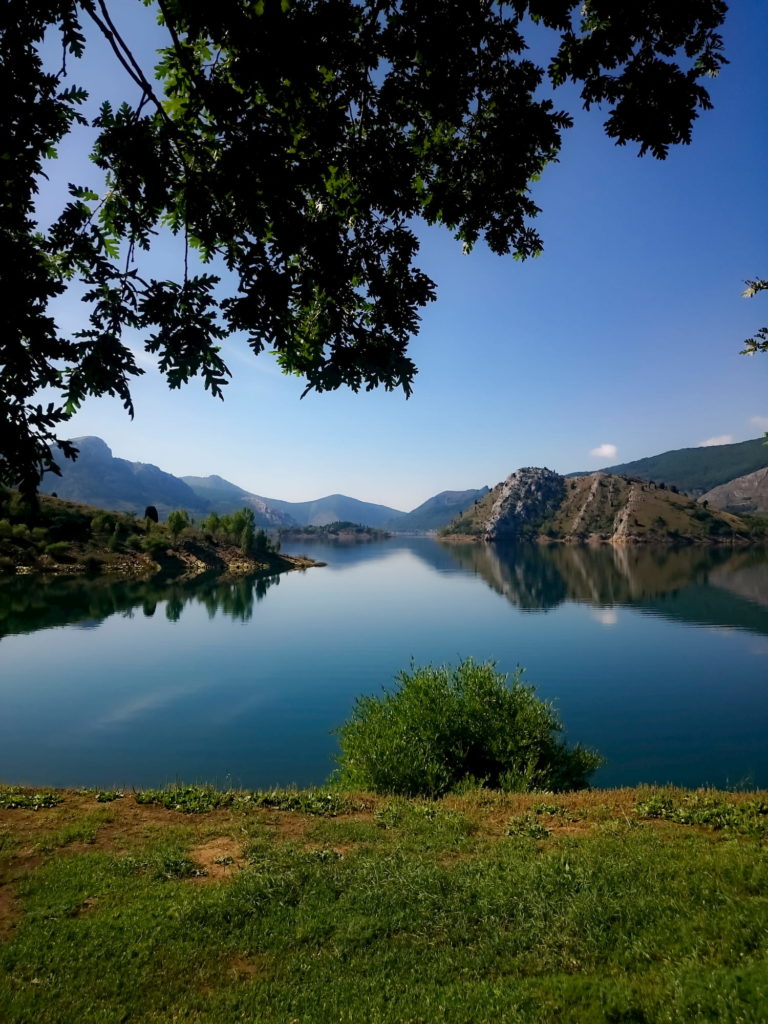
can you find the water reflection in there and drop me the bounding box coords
[440,542,768,633]
[2,541,767,643]
[0,571,282,639]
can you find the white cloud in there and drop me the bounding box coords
[749,415,768,431]
[590,443,617,459]
[698,435,733,448]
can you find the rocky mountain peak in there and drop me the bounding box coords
[484,468,565,541]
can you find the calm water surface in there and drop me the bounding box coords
[1,539,767,790]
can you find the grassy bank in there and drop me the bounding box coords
[1,783,767,1023]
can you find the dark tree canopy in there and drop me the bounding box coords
[2,0,728,492]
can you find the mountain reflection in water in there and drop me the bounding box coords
[440,542,768,635]
[2,544,767,641]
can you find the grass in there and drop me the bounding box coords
[0,783,767,1023]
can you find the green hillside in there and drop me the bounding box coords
[386,488,490,532]
[570,436,768,495]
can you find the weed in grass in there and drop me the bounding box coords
[134,784,357,816]
[0,826,17,864]
[310,849,343,862]
[374,799,476,849]
[532,801,583,821]
[134,783,228,813]
[236,789,358,816]
[506,814,552,839]
[306,820,385,847]
[0,788,62,810]
[34,812,112,852]
[636,791,768,837]
[114,842,205,880]
[94,791,123,803]
[153,845,205,880]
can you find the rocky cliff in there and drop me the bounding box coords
[701,467,768,517]
[483,468,565,541]
[442,468,760,545]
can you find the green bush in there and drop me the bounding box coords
[45,540,71,560]
[141,535,168,559]
[334,659,603,797]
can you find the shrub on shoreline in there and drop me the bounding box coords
[334,658,603,796]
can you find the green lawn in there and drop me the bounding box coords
[1,784,767,1023]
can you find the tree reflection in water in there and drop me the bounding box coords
[0,571,282,638]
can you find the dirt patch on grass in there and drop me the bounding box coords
[263,813,313,844]
[190,837,245,880]
[228,953,269,980]
[0,881,22,940]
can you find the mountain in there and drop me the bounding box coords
[183,478,403,528]
[384,488,490,532]
[701,467,768,517]
[180,475,295,527]
[570,437,768,496]
[254,493,404,528]
[40,437,211,520]
[442,467,758,545]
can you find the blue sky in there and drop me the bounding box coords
[42,2,768,511]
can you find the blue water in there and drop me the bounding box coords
[1,539,766,790]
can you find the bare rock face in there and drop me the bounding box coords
[701,467,768,517]
[484,468,565,541]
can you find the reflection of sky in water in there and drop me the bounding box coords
[592,608,618,626]
[1,539,767,791]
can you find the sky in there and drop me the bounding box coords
[39,2,768,512]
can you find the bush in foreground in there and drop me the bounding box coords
[335,659,603,796]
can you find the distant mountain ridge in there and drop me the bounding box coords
[39,434,767,534]
[40,437,211,520]
[180,475,295,526]
[569,437,768,496]
[257,493,404,528]
[181,477,403,527]
[383,488,490,532]
[37,437,414,528]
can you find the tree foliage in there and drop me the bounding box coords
[741,278,768,360]
[165,507,191,538]
[335,658,603,796]
[2,0,728,491]
[201,505,277,555]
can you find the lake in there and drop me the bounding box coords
[1,538,767,791]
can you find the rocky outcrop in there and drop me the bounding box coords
[483,468,565,541]
[441,467,760,546]
[701,467,768,517]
